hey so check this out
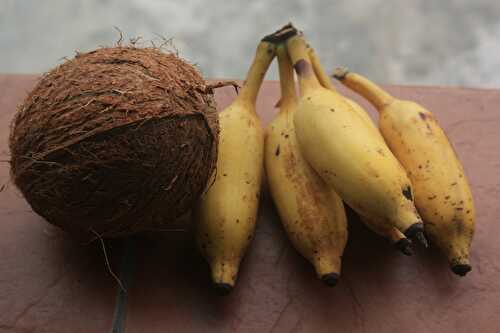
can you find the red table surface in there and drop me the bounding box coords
[0,74,499,333]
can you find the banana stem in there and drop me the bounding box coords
[308,48,336,91]
[333,68,395,110]
[286,35,322,95]
[206,80,240,95]
[276,44,297,110]
[237,41,276,107]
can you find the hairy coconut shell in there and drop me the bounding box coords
[9,46,219,239]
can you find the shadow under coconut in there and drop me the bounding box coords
[0,217,120,331]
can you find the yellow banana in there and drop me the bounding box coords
[307,47,412,255]
[286,34,426,246]
[333,68,475,275]
[194,41,274,293]
[265,43,348,286]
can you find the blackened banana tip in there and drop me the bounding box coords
[395,238,413,256]
[214,282,234,295]
[451,264,472,277]
[415,231,429,248]
[321,273,340,287]
[415,231,429,249]
[403,223,428,248]
[332,67,349,80]
[404,222,424,238]
[416,232,429,249]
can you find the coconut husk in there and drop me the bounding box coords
[9,46,219,239]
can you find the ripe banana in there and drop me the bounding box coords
[286,34,426,246]
[265,43,348,286]
[308,48,384,141]
[307,47,412,255]
[333,68,475,275]
[194,41,274,293]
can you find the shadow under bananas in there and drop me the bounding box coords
[101,186,476,331]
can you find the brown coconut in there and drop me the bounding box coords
[9,46,219,239]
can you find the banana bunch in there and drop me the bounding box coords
[333,68,475,276]
[194,40,274,294]
[195,24,475,295]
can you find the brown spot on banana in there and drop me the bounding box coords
[294,59,313,77]
[426,123,433,133]
[418,112,434,133]
[402,185,413,201]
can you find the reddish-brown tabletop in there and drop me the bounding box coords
[1,75,499,333]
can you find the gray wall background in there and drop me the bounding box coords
[2,0,500,88]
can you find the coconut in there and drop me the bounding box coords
[9,46,219,239]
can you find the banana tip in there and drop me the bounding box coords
[404,223,428,248]
[415,231,429,248]
[451,264,472,277]
[332,67,349,80]
[395,238,413,256]
[321,272,340,287]
[213,282,234,295]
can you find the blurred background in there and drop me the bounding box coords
[2,0,500,88]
